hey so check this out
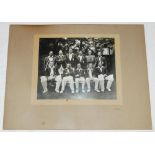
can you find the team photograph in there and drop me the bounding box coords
[37,37,116,99]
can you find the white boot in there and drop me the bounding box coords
[106,80,113,91]
[82,89,85,93]
[55,89,59,93]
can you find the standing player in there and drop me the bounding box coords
[76,50,86,69]
[55,50,66,68]
[44,51,55,71]
[66,48,76,68]
[85,50,96,68]
[95,51,107,67]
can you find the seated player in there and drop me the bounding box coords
[54,65,64,93]
[105,74,114,91]
[74,63,85,93]
[85,50,96,68]
[60,64,75,94]
[96,61,114,92]
[95,62,107,92]
[85,63,100,93]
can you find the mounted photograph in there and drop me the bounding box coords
[4,25,152,130]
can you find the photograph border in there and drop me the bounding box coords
[31,34,123,105]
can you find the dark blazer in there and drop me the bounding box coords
[74,68,85,78]
[95,66,107,76]
[76,55,86,68]
[55,55,66,68]
[66,53,76,67]
[86,55,95,64]
[95,56,107,67]
[55,67,63,76]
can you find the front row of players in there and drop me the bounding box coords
[40,62,114,94]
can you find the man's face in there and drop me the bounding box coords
[66,64,70,68]
[77,64,81,69]
[69,49,72,54]
[49,51,53,56]
[88,50,92,55]
[98,52,101,56]
[59,50,63,55]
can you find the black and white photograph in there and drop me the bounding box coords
[37,37,116,99]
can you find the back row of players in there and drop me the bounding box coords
[39,48,114,94]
